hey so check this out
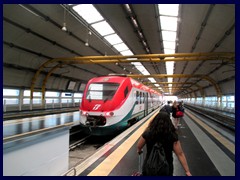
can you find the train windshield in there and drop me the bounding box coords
[86,83,119,101]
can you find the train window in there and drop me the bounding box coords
[140,92,142,104]
[124,87,129,98]
[86,83,119,100]
[143,93,145,104]
[136,91,139,104]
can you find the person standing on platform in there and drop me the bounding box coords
[172,101,180,129]
[178,101,185,125]
[160,101,172,116]
[137,112,191,176]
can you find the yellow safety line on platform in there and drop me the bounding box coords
[186,111,235,154]
[87,112,158,176]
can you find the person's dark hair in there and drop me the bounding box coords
[148,112,176,140]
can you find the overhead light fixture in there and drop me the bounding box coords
[85,28,90,46]
[62,22,67,31]
[85,40,89,46]
[62,8,67,31]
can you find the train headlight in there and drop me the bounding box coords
[105,112,114,116]
[81,111,88,116]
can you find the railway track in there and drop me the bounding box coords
[185,104,235,131]
[68,127,118,169]
[69,135,92,150]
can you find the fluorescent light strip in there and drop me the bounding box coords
[158,4,179,94]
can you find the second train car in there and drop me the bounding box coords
[79,75,163,136]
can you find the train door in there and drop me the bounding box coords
[144,92,148,116]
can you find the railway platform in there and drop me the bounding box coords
[64,110,235,176]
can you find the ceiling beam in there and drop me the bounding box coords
[30,53,231,99]
[54,52,234,63]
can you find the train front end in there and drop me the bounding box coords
[79,76,132,136]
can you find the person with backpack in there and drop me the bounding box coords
[137,112,191,176]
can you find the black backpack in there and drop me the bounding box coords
[143,142,169,176]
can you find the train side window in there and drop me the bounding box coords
[124,87,129,98]
[136,91,139,104]
[140,92,142,104]
[143,93,145,104]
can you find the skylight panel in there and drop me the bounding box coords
[168,79,173,86]
[143,70,150,75]
[91,21,115,36]
[120,50,133,56]
[164,49,175,54]
[133,64,149,75]
[160,16,178,31]
[148,78,156,83]
[113,43,128,52]
[127,58,137,61]
[131,62,141,66]
[158,4,179,16]
[136,66,145,73]
[158,4,179,94]
[163,41,176,49]
[104,34,123,45]
[73,4,104,24]
[162,31,177,41]
[166,61,174,75]
[141,70,150,75]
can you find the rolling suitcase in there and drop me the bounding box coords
[132,152,143,176]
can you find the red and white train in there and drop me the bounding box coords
[79,75,164,136]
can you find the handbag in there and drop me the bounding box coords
[176,107,184,117]
[176,111,184,117]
